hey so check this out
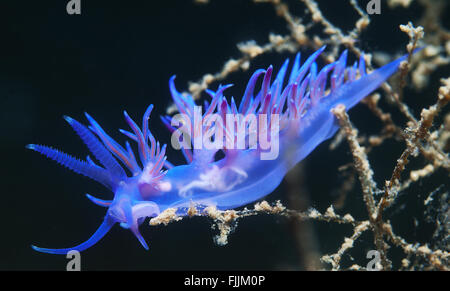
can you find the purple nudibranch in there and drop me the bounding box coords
[28,47,415,254]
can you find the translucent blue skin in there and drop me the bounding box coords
[28,47,414,254]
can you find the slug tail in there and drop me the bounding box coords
[332,49,422,110]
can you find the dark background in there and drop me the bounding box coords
[0,0,448,270]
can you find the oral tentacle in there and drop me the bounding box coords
[85,193,112,207]
[31,216,116,255]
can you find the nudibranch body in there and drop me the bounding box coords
[28,47,411,254]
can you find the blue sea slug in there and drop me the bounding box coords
[28,47,413,254]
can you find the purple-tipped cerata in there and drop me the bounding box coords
[28,47,416,254]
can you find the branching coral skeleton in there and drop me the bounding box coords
[172,0,449,271]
